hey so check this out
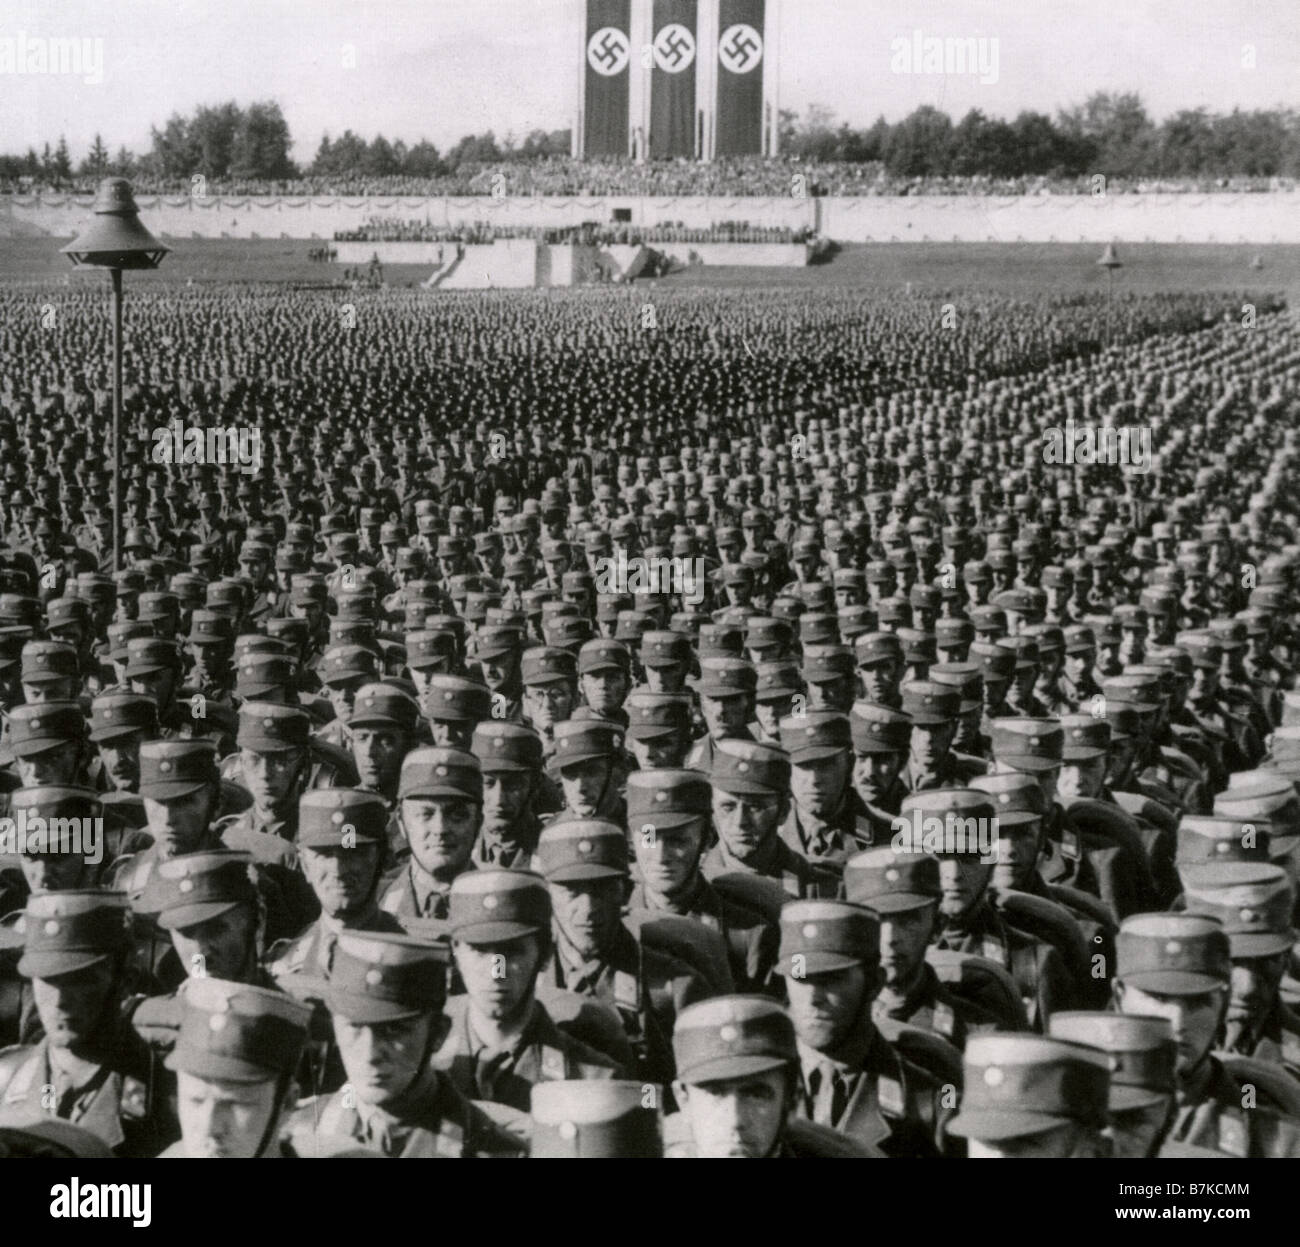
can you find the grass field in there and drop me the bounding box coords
[1,235,1297,299]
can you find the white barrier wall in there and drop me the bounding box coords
[3,192,1297,243]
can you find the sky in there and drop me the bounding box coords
[1,0,1297,162]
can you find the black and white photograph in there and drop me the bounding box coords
[0,0,1297,1194]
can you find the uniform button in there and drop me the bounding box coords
[983,1066,1004,1087]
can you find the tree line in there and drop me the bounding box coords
[1,93,1296,187]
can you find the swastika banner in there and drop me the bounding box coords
[715,0,765,156]
[650,0,698,159]
[584,0,631,157]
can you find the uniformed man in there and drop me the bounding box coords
[290,930,523,1156]
[535,817,711,1085]
[624,692,693,769]
[0,890,172,1156]
[158,975,324,1158]
[684,657,756,773]
[778,709,867,864]
[666,995,871,1157]
[946,1033,1111,1157]
[703,738,840,899]
[1049,1012,1177,1158]
[1180,861,1300,1077]
[777,898,958,1156]
[845,847,1014,1043]
[626,768,778,995]
[848,701,911,843]
[437,869,622,1113]
[1114,912,1300,1156]
[470,721,547,868]
[379,747,481,923]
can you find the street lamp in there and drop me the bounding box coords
[1097,242,1122,350]
[61,178,169,571]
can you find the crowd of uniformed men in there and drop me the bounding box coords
[0,290,1299,1159]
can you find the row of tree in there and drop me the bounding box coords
[778,95,1300,179]
[2,94,1296,186]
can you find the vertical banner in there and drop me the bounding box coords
[715,0,764,156]
[649,0,698,159]
[584,0,632,157]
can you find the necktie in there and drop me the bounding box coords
[809,1064,848,1126]
[476,1046,515,1102]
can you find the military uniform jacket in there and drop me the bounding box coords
[378,860,474,923]
[900,752,987,794]
[537,925,710,1085]
[0,1020,171,1158]
[932,900,1076,1031]
[1163,1059,1300,1158]
[434,996,622,1112]
[628,876,779,994]
[702,837,842,900]
[779,794,870,867]
[873,961,1004,1050]
[291,1072,523,1157]
[793,1025,953,1158]
[216,809,321,942]
[1222,1001,1300,1080]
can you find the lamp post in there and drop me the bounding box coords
[1097,241,1122,350]
[61,178,169,572]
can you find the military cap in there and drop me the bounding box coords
[844,846,941,912]
[1047,1013,1175,1112]
[694,657,756,699]
[837,606,877,642]
[45,598,90,634]
[137,591,179,623]
[1213,777,1300,841]
[626,769,711,830]
[139,849,258,930]
[848,701,910,754]
[397,747,482,803]
[1116,912,1231,995]
[1103,701,1144,742]
[865,561,896,586]
[551,718,623,770]
[233,653,295,699]
[697,623,743,660]
[537,818,627,882]
[969,640,1016,680]
[1062,625,1097,655]
[205,581,247,614]
[122,636,181,679]
[74,574,116,604]
[449,869,550,945]
[348,683,420,734]
[8,702,86,757]
[855,631,902,668]
[969,606,1007,637]
[323,930,449,1023]
[298,788,388,848]
[896,789,998,853]
[710,738,790,796]
[970,771,1048,828]
[801,644,854,684]
[934,619,974,650]
[138,739,219,801]
[947,1034,1110,1140]
[1176,815,1272,875]
[20,640,78,685]
[8,785,100,837]
[798,613,840,647]
[1181,863,1295,958]
[319,644,379,686]
[876,596,913,627]
[1059,714,1109,762]
[753,662,802,704]
[989,718,1063,773]
[472,721,544,773]
[186,610,233,647]
[290,578,328,607]
[530,1081,662,1159]
[673,995,797,1084]
[776,899,879,976]
[472,626,522,662]
[900,680,960,726]
[15,889,133,979]
[0,595,41,628]
[88,692,158,743]
[416,677,489,728]
[234,702,310,753]
[778,710,851,763]
[521,646,576,687]
[578,639,631,676]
